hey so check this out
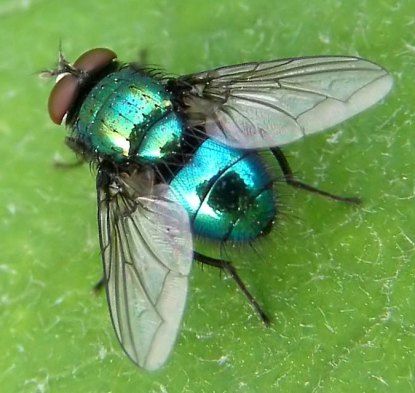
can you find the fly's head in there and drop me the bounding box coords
[44,48,117,126]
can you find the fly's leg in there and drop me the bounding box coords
[93,276,105,294]
[138,49,148,65]
[271,147,361,204]
[194,252,271,326]
[54,158,84,169]
[54,137,87,168]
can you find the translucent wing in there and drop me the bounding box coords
[178,56,393,148]
[97,167,193,370]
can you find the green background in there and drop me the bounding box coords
[0,0,413,391]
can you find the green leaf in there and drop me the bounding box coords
[1,0,413,391]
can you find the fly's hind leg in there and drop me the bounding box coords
[93,276,105,294]
[194,252,271,326]
[271,147,361,204]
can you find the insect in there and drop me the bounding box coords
[45,48,392,370]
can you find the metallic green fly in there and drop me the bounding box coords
[45,48,392,370]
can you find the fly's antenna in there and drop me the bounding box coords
[39,40,83,79]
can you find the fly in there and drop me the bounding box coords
[44,48,393,370]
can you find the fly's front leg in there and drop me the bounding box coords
[194,252,271,326]
[54,137,87,168]
[54,158,84,169]
[271,147,361,204]
[138,49,148,65]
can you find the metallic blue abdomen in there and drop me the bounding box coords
[170,139,276,242]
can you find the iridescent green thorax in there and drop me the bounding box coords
[72,66,184,164]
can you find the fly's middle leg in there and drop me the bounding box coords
[271,146,361,204]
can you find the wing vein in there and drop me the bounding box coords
[228,93,299,120]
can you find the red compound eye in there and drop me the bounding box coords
[74,48,117,74]
[47,48,117,125]
[48,74,79,125]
